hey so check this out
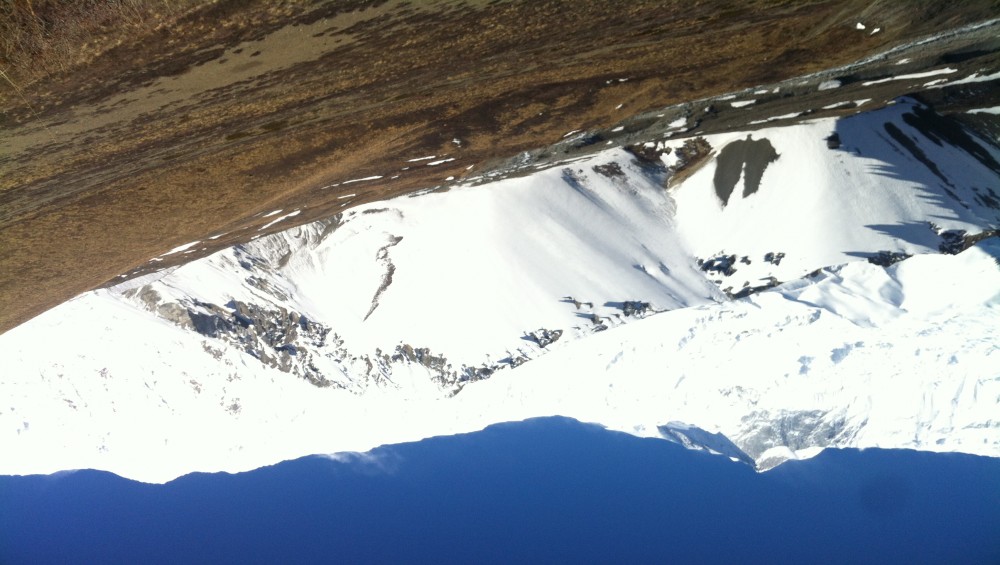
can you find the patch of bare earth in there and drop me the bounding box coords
[1,0,998,333]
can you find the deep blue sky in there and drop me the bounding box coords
[2,417,999,564]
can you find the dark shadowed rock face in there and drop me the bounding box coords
[524,328,563,348]
[713,136,779,206]
[867,250,912,267]
[197,299,337,387]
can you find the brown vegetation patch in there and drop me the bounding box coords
[1,0,998,333]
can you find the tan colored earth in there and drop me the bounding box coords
[2,0,998,333]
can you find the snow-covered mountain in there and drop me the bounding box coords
[1,98,998,482]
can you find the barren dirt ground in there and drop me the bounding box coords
[1,0,998,333]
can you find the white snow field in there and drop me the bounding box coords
[1,100,998,482]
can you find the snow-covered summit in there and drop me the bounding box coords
[1,100,997,482]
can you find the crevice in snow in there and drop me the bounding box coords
[364,236,404,322]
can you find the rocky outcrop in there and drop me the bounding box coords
[525,328,564,348]
[867,250,911,267]
[620,301,651,317]
[385,343,522,390]
[938,228,1000,255]
[727,277,781,300]
[123,279,562,393]
[592,162,625,178]
[667,137,713,187]
[736,409,856,463]
[625,142,670,164]
[192,299,336,387]
[698,254,738,277]
[365,235,403,321]
[122,284,339,387]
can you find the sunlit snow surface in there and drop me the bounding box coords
[1,101,998,482]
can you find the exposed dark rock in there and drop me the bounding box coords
[466,366,494,381]
[728,277,781,299]
[390,344,502,387]
[365,235,404,321]
[593,161,625,178]
[939,228,1000,254]
[189,310,235,338]
[867,250,912,266]
[166,298,336,386]
[501,354,529,368]
[764,251,785,266]
[621,301,651,317]
[133,285,535,391]
[670,137,713,179]
[625,142,670,164]
[525,328,564,348]
[393,344,450,374]
[700,254,738,276]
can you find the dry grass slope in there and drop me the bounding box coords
[1,0,998,334]
[1,1,201,88]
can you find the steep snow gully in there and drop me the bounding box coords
[1,96,999,482]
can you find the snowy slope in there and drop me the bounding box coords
[665,98,1000,292]
[454,240,1000,469]
[1,101,998,482]
[107,151,722,391]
